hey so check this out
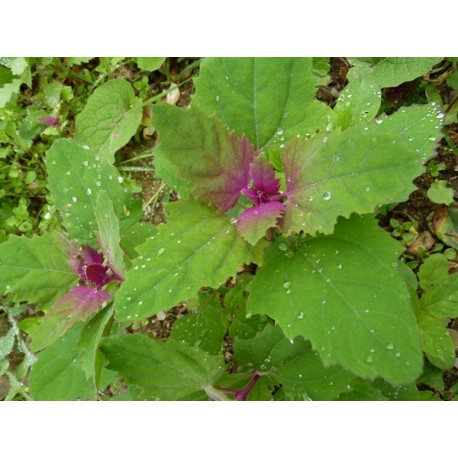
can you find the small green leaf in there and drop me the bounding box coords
[434,205,458,249]
[101,334,226,400]
[114,200,264,321]
[234,325,354,400]
[193,57,332,150]
[46,139,129,245]
[417,316,455,369]
[75,79,142,163]
[418,253,450,292]
[136,57,165,72]
[0,328,15,359]
[348,57,443,88]
[29,324,95,400]
[94,190,125,277]
[170,291,229,355]
[247,214,423,385]
[0,232,77,309]
[0,79,21,108]
[427,180,455,205]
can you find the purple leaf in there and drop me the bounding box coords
[38,116,60,127]
[249,156,280,197]
[55,286,110,317]
[153,104,257,212]
[236,201,285,245]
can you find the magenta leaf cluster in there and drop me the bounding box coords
[61,242,123,316]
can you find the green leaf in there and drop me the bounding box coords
[0,328,15,359]
[419,272,458,319]
[281,103,443,236]
[75,79,142,163]
[332,71,381,128]
[135,57,165,72]
[417,316,455,369]
[120,221,157,259]
[247,214,423,385]
[193,57,332,150]
[151,146,192,198]
[0,79,21,108]
[427,180,455,205]
[348,57,443,88]
[0,57,28,76]
[152,104,256,212]
[433,205,458,249]
[29,324,95,400]
[94,190,125,277]
[0,232,77,309]
[100,334,226,400]
[46,139,129,245]
[418,253,450,292]
[234,325,354,400]
[114,200,264,321]
[170,291,229,355]
[338,379,388,400]
[78,305,114,380]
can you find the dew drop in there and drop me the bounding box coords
[337,264,343,269]
[395,352,401,357]
[278,242,288,251]
[85,188,92,195]
[436,111,445,119]
[276,127,284,135]
[375,118,383,125]
[297,312,304,320]
[138,300,143,305]
[283,281,291,289]
[428,136,437,142]
[157,247,165,256]
[71,196,77,203]
[323,191,332,201]
[386,343,394,350]
[366,356,374,363]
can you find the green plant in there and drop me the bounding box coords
[1,57,457,401]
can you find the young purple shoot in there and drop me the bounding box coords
[235,156,287,244]
[38,115,60,127]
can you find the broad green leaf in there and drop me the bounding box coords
[94,190,125,277]
[281,103,443,236]
[0,57,28,76]
[193,57,331,150]
[170,291,229,355]
[348,57,443,88]
[417,316,455,369]
[419,273,458,319]
[365,104,444,163]
[312,57,331,86]
[75,79,142,163]
[234,325,354,400]
[114,200,264,321]
[0,79,21,108]
[152,104,256,212]
[136,57,165,72]
[78,305,114,380]
[29,324,95,400]
[46,139,129,245]
[0,232,77,309]
[247,214,423,385]
[100,334,226,400]
[418,253,450,292]
[427,180,454,205]
[332,72,381,128]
